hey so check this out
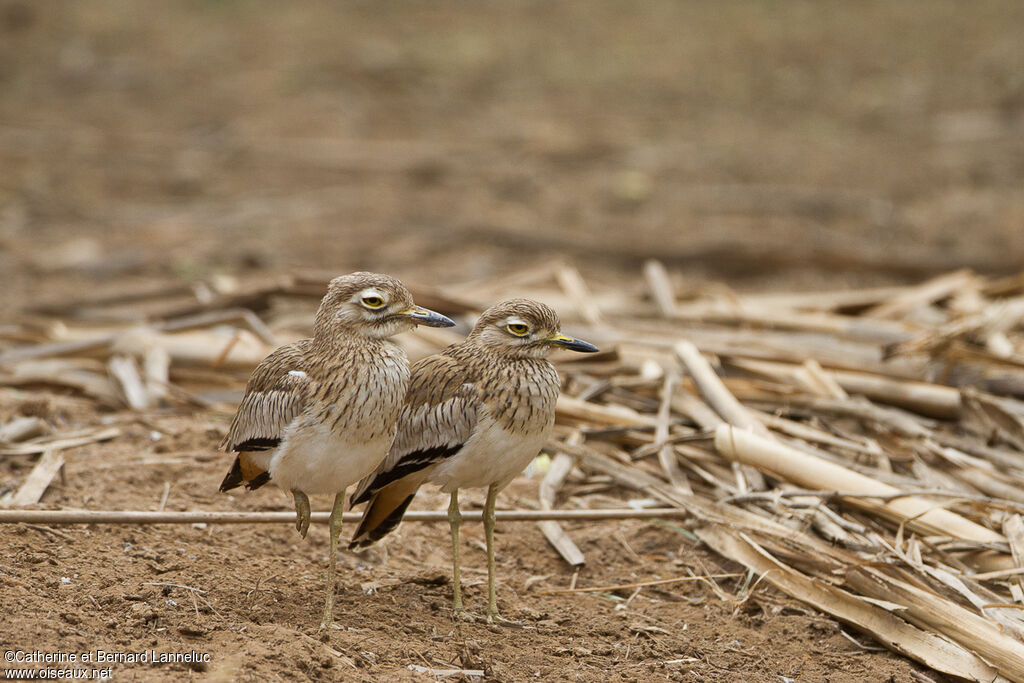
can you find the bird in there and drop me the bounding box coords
[348,299,598,622]
[218,271,455,630]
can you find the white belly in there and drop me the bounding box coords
[431,416,550,493]
[269,419,393,495]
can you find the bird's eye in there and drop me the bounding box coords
[362,296,385,309]
[506,323,529,336]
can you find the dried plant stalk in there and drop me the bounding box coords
[1,450,64,507]
[714,425,1005,544]
[698,527,1007,683]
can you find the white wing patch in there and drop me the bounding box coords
[288,370,308,379]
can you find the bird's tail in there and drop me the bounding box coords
[219,452,272,492]
[349,478,421,548]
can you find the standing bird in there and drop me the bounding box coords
[218,272,455,629]
[349,299,598,622]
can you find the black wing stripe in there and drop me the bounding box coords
[246,471,272,490]
[351,444,462,504]
[348,493,417,549]
[231,437,280,452]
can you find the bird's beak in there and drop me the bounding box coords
[546,333,599,353]
[399,306,456,328]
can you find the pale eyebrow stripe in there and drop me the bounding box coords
[356,287,386,302]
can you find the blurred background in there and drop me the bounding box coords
[2,0,1023,316]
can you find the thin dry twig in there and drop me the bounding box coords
[0,508,693,526]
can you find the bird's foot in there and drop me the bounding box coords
[319,609,335,633]
[453,607,481,623]
[486,610,523,628]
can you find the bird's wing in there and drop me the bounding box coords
[221,339,312,453]
[351,351,478,504]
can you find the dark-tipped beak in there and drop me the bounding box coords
[546,333,599,353]
[401,306,456,328]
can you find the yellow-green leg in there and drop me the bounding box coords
[320,489,347,631]
[293,490,310,538]
[484,483,501,623]
[448,490,464,614]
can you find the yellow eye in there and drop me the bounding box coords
[506,323,529,336]
[362,296,385,309]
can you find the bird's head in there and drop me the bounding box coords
[313,272,455,339]
[468,299,599,358]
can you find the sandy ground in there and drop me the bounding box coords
[0,392,927,682]
[3,1,1024,680]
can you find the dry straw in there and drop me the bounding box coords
[4,262,1024,680]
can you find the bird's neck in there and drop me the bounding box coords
[310,331,382,355]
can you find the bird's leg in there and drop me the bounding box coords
[292,490,311,538]
[319,489,346,631]
[448,490,464,615]
[482,484,520,626]
[484,483,502,623]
